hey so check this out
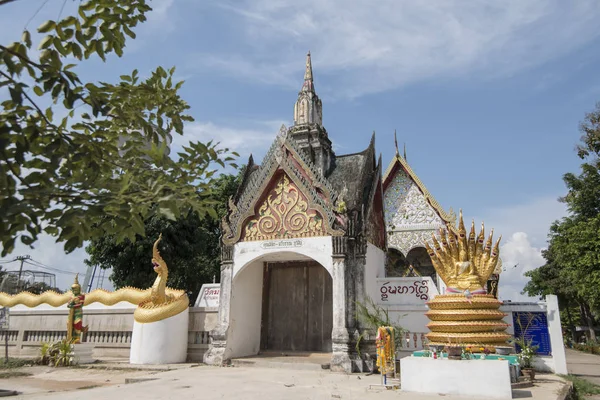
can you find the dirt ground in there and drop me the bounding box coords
[0,364,165,397]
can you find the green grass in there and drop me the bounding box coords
[0,357,34,369]
[559,374,600,399]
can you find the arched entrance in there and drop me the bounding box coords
[228,252,333,359]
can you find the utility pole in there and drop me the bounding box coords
[15,255,30,292]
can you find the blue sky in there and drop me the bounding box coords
[2,1,600,299]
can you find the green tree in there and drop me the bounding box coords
[524,102,600,342]
[0,0,237,257]
[84,173,239,301]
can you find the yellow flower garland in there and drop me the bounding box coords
[375,326,396,374]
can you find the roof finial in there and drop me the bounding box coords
[394,129,399,157]
[301,51,314,92]
[404,142,407,161]
[305,51,312,80]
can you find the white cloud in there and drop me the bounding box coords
[476,195,568,302]
[170,120,288,163]
[477,196,567,247]
[4,235,113,292]
[497,232,545,302]
[199,0,600,98]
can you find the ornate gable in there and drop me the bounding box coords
[222,125,345,245]
[382,154,455,255]
[242,173,326,241]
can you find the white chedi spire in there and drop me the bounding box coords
[294,51,322,127]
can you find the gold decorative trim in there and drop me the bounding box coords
[242,174,326,241]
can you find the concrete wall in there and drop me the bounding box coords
[2,305,218,362]
[365,243,385,303]
[229,259,263,358]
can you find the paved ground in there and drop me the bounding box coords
[566,348,600,399]
[566,348,600,385]
[1,361,569,400]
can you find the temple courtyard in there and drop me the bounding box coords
[2,350,598,400]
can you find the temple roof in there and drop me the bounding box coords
[382,151,456,228]
[328,133,378,212]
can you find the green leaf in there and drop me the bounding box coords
[9,87,22,104]
[38,20,57,33]
[38,35,54,50]
[159,207,176,221]
[22,30,32,47]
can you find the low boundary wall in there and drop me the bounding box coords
[2,306,218,362]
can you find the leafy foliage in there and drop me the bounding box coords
[0,0,238,257]
[355,296,406,356]
[85,173,239,300]
[37,339,74,367]
[559,374,600,399]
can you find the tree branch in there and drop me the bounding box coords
[0,0,19,6]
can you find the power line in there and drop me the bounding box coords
[24,260,77,275]
[23,0,50,31]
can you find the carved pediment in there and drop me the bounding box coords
[222,125,344,245]
[242,173,326,241]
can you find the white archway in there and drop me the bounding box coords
[228,249,333,359]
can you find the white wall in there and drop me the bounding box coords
[233,237,333,280]
[228,259,263,358]
[365,243,386,302]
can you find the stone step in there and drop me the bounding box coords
[231,357,330,371]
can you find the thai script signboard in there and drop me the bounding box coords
[194,284,221,308]
[376,277,439,305]
[512,311,551,356]
[260,239,304,249]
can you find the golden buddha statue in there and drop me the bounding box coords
[423,211,510,350]
[425,211,500,293]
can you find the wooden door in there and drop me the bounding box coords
[261,261,333,352]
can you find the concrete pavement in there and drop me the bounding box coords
[5,363,569,400]
[566,348,600,386]
[566,348,600,399]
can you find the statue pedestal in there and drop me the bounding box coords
[72,343,95,364]
[130,308,189,364]
[401,357,512,399]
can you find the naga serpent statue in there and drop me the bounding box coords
[424,210,511,350]
[0,235,189,333]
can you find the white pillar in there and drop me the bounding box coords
[130,308,189,364]
[546,294,568,374]
[331,257,351,372]
[204,260,233,365]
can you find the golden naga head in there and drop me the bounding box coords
[425,210,501,293]
[152,233,168,276]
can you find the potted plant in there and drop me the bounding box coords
[511,312,541,381]
[355,296,406,375]
[512,338,539,381]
